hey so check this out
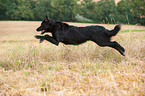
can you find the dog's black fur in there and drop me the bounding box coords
[35,15,125,56]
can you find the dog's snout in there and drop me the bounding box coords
[36,28,39,31]
[36,26,41,31]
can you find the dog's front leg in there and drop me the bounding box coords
[34,35,59,46]
[44,34,60,45]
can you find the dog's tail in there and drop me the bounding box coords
[108,24,121,37]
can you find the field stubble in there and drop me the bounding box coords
[0,21,145,96]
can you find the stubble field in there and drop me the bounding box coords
[0,21,145,96]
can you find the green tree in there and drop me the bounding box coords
[80,0,96,20]
[96,0,118,24]
[34,0,79,21]
[0,0,8,19]
[131,0,145,25]
[34,0,52,20]
[117,0,136,24]
[0,0,36,20]
[117,0,145,25]
[63,0,79,21]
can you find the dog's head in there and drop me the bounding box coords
[36,15,53,34]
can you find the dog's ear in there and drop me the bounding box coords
[45,15,50,22]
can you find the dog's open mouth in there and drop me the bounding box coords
[41,30,45,32]
[40,30,45,34]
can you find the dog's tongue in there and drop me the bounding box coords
[41,30,45,33]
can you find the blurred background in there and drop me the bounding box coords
[0,0,145,25]
[0,0,145,95]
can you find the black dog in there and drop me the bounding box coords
[35,15,125,56]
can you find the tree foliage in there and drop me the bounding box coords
[0,0,35,20]
[96,0,118,23]
[0,0,144,25]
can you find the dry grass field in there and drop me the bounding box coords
[0,21,145,96]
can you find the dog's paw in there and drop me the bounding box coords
[121,47,125,52]
[34,35,44,43]
[34,35,42,39]
[119,49,125,56]
[122,52,125,56]
[39,39,44,43]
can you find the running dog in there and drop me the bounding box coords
[34,15,125,56]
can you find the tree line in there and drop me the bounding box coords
[0,0,145,25]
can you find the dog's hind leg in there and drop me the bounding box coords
[95,41,125,56]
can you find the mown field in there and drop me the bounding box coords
[0,21,145,96]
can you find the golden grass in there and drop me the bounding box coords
[0,21,145,96]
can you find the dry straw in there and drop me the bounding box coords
[0,21,145,96]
